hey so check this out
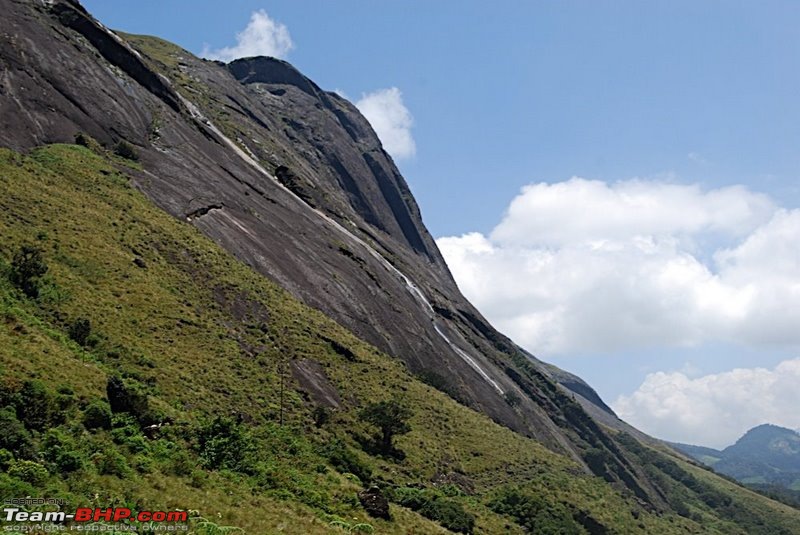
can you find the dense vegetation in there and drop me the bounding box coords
[0,144,797,533]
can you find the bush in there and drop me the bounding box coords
[54,450,84,474]
[0,472,35,500]
[487,486,583,534]
[0,407,34,458]
[312,406,331,428]
[55,385,77,413]
[90,448,130,477]
[74,132,103,153]
[111,414,149,453]
[391,487,474,534]
[0,379,21,409]
[83,400,112,430]
[41,430,84,474]
[0,449,14,470]
[322,438,372,484]
[422,499,475,534]
[68,318,92,346]
[8,460,49,486]
[131,454,155,474]
[106,376,151,424]
[113,140,139,161]
[17,380,60,431]
[193,416,256,473]
[9,245,48,298]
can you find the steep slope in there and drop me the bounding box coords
[0,143,733,533]
[0,143,798,534]
[0,0,641,475]
[1,1,799,532]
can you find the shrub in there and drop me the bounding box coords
[54,451,84,473]
[90,448,130,477]
[17,380,59,431]
[0,449,13,470]
[312,406,331,428]
[8,460,49,486]
[9,245,48,298]
[193,416,256,473]
[113,140,139,161]
[68,318,92,346]
[111,414,149,453]
[0,379,21,409]
[391,487,474,534]
[0,407,34,458]
[322,438,372,484]
[83,400,112,430]
[584,447,614,481]
[358,400,412,454]
[131,454,155,474]
[421,499,475,534]
[74,132,103,153]
[166,449,194,477]
[487,486,582,534]
[106,376,151,424]
[391,487,428,509]
[55,385,77,413]
[41,430,84,474]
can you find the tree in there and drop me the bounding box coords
[9,245,48,297]
[359,400,412,454]
[67,318,92,346]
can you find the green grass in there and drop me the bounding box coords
[0,144,797,534]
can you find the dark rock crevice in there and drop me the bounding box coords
[362,152,430,258]
[185,202,223,220]
[327,154,385,231]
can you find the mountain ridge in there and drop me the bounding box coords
[673,424,800,491]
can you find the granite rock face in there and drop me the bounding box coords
[0,0,667,506]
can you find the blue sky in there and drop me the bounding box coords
[83,1,800,447]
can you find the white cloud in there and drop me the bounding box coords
[490,178,775,247]
[612,359,800,448]
[202,10,293,62]
[356,88,416,160]
[437,178,799,355]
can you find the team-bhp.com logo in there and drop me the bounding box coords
[3,506,189,531]
[4,509,188,523]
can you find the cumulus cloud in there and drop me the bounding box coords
[491,178,775,247]
[612,359,800,448]
[202,10,293,62]
[356,88,416,160]
[436,178,799,355]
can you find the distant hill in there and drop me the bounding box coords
[673,424,800,494]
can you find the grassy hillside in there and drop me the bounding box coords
[0,144,797,533]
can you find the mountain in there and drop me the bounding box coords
[1,0,799,533]
[674,424,800,491]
